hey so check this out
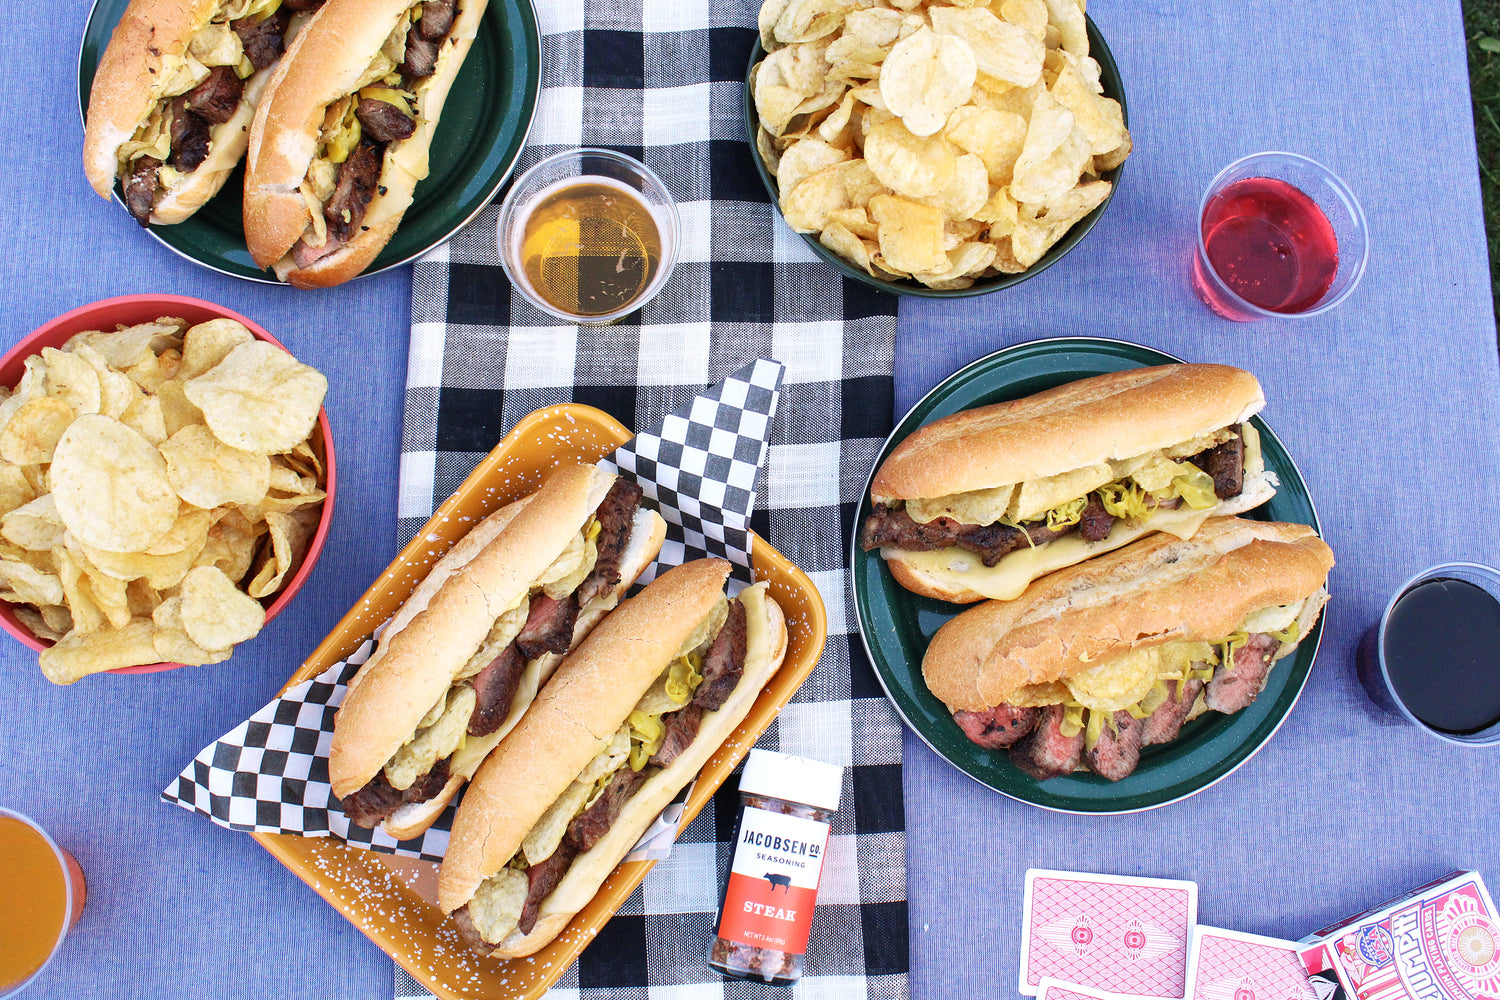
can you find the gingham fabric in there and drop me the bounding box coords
[160,365,784,863]
[390,0,908,991]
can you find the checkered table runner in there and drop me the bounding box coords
[390,0,908,992]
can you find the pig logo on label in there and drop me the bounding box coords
[764,873,791,894]
[1356,926,1394,967]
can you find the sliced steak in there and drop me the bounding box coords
[515,592,580,660]
[401,31,441,79]
[1009,704,1083,780]
[1196,427,1245,499]
[693,599,746,711]
[168,97,212,172]
[467,644,526,737]
[232,8,292,70]
[565,766,647,853]
[356,97,416,142]
[123,156,160,225]
[324,139,382,242]
[649,704,704,768]
[1141,678,1204,746]
[577,478,644,605]
[290,234,342,268]
[417,0,458,39]
[1205,633,1280,714]
[1078,493,1114,543]
[182,66,244,125]
[954,704,1039,749]
[861,506,1031,567]
[1084,710,1143,782]
[518,842,577,935]
[283,0,325,8]
[339,758,450,829]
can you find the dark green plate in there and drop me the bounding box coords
[745,16,1127,298]
[851,339,1325,813]
[77,0,541,284]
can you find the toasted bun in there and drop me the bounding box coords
[872,365,1265,505]
[245,0,487,287]
[484,585,788,958]
[329,463,615,798]
[922,517,1335,712]
[83,0,220,198]
[437,560,737,915]
[886,472,1277,604]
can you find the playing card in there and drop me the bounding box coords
[1021,869,1199,998]
[1038,977,1152,1000]
[1188,926,1319,1000]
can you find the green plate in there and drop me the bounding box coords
[745,16,1127,298]
[851,339,1325,813]
[77,0,541,284]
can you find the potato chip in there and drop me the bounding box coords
[929,7,1043,87]
[1047,50,1126,155]
[39,618,165,684]
[155,379,204,437]
[180,565,266,651]
[152,627,233,666]
[975,186,1020,234]
[1043,0,1088,56]
[54,547,105,635]
[40,348,102,416]
[80,344,144,420]
[946,106,1027,184]
[194,508,261,584]
[880,27,976,136]
[50,414,178,553]
[67,319,183,369]
[0,556,64,608]
[774,0,854,44]
[756,126,783,177]
[918,152,989,219]
[759,0,793,48]
[121,394,169,445]
[1095,132,1133,173]
[827,206,879,239]
[870,193,949,273]
[12,606,65,642]
[123,351,177,393]
[1065,646,1162,712]
[915,240,998,287]
[776,138,851,203]
[160,425,272,510]
[819,221,876,274]
[0,464,36,518]
[80,536,201,591]
[2,495,65,551]
[184,342,328,456]
[998,0,1048,40]
[782,160,881,233]
[0,397,75,466]
[179,319,255,380]
[842,7,904,49]
[88,567,132,630]
[246,508,319,599]
[864,118,957,198]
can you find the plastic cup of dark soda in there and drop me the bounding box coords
[1355,562,1500,747]
[1192,152,1369,321]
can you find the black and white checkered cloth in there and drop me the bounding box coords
[389,0,908,992]
[161,364,786,866]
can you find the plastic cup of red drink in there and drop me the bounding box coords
[1192,151,1368,321]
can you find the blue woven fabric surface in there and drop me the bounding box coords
[0,0,1495,998]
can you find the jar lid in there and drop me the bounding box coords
[738,749,843,811]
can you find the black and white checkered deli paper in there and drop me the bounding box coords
[161,361,784,863]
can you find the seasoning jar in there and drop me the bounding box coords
[709,749,843,984]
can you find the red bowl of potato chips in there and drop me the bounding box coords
[0,294,336,681]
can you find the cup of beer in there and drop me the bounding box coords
[1355,562,1500,747]
[0,808,85,996]
[498,148,680,324]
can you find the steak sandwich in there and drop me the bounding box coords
[437,559,788,958]
[862,364,1277,603]
[243,0,485,286]
[922,516,1334,782]
[329,463,666,840]
[83,0,324,226]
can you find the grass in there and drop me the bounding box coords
[1466,0,1500,328]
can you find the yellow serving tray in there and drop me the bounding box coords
[253,403,828,999]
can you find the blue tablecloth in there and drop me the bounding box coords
[2,1,1497,997]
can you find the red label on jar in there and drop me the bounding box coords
[715,806,829,955]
